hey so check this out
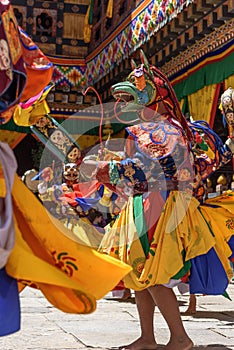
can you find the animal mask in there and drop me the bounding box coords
[63,162,79,185]
[111,50,192,141]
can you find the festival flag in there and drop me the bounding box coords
[106,0,113,18]
[84,0,94,43]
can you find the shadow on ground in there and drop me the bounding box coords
[181,310,234,323]
[105,297,136,304]
[110,346,234,350]
[193,346,234,349]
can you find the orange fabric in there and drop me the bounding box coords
[20,66,53,102]
[18,28,54,102]
[125,135,136,157]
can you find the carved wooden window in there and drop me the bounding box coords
[63,13,85,39]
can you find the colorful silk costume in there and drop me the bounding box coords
[95,51,234,296]
[1,0,234,337]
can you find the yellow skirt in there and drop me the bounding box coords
[99,191,234,291]
[200,191,234,279]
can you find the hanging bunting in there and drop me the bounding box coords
[84,0,94,44]
[106,0,113,19]
[86,0,194,84]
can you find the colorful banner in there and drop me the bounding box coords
[85,0,193,84]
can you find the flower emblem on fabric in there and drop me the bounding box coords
[176,168,192,182]
[151,128,165,144]
[226,218,234,230]
[148,239,157,257]
[128,123,185,160]
[132,257,146,278]
[123,163,136,184]
[51,251,78,277]
[151,143,168,157]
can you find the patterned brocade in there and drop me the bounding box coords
[96,161,111,184]
[109,161,120,185]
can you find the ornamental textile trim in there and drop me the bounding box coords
[164,20,234,82]
[51,65,87,88]
[47,55,87,88]
[86,0,194,85]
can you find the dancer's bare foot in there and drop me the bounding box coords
[181,295,196,315]
[181,306,196,315]
[119,336,157,350]
[121,288,132,300]
[164,336,194,350]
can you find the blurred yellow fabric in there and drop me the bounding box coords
[6,176,131,314]
[0,162,6,197]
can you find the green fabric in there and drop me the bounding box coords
[133,195,150,257]
[172,249,191,280]
[198,208,215,238]
[173,51,234,100]
[62,119,125,136]
[109,161,120,185]
[0,115,125,136]
[181,96,189,115]
[223,290,232,301]
[88,0,94,25]
[132,196,192,279]
[0,118,31,133]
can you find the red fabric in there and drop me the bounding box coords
[72,180,101,198]
[209,84,221,128]
[19,29,53,101]
[181,272,190,283]
[143,192,165,243]
[112,280,126,291]
[61,180,102,206]
[125,135,136,157]
[96,161,110,183]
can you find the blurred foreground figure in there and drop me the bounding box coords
[0,1,131,337]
